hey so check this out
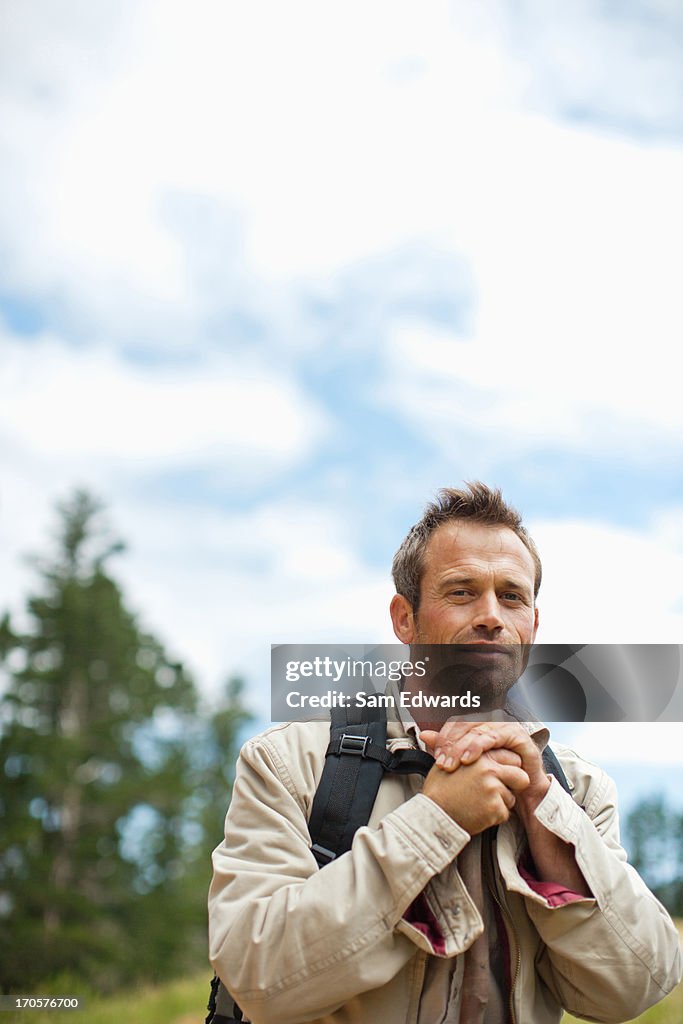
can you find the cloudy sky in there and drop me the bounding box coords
[1,1,683,802]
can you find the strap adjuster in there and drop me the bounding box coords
[339,733,370,756]
[311,842,337,865]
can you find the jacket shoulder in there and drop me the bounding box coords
[548,741,618,819]
[240,720,332,816]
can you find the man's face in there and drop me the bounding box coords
[390,520,539,704]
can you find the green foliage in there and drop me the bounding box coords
[0,491,250,993]
[625,795,683,917]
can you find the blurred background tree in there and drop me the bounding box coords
[0,491,250,992]
[625,795,683,917]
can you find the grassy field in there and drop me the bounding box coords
[5,940,683,1024]
[3,973,210,1024]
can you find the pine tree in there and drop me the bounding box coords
[625,794,683,916]
[0,490,248,991]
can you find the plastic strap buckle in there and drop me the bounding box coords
[339,733,370,757]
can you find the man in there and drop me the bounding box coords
[208,483,682,1023]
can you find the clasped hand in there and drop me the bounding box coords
[419,721,551,835]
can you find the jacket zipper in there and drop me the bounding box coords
[485,830,520,1024]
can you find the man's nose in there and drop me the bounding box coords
[471,593,505,632]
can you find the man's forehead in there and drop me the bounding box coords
[423,520,535,577]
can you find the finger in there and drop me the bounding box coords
[465,723,528,755]
[423,721,481,760]
[430,729,500,770]
[419,730,440,751]
[441,720,489,738]
[419,729,453,757]
[499,785,517,810]
[484,748,523,768]
[456,730,501,764]
[459,725,537,765]
[494,765,531,793]
[429,723,530,769]
[420,721,482,763]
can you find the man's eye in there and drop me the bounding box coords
[502,592,522,602]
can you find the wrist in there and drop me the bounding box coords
[516,774,552,820]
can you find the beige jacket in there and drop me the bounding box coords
[208,719,682,1024]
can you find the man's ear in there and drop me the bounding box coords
[532,604,539,642]
[390,593,416,644]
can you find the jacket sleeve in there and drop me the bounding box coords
[503,763,682,1023]
[208,731,477,1024]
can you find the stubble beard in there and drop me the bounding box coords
[410,624,527,714]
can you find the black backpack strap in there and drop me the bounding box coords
[385,746,435,776]
[308,704,389,866]
[206,973,243,1024]
[542,745,572,795]
[308,705,437,867]
[324,736,435,776]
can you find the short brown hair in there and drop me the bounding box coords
[391,481,542,611]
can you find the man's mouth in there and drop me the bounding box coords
[453,643,512,656]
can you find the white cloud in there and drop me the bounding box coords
[111,496,395,694]
[498,0,683,136]
[568,722,683,765]
[0,332,325,464]
[3,0,682,377]
[378,112,683,452]
[531,516,683,644]
[0,0,529,331]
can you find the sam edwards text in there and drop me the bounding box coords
[284,690,481,709]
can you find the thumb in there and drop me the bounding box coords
[419,729,440,753]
